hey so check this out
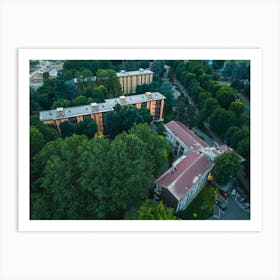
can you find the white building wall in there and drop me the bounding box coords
[175,166,213,213]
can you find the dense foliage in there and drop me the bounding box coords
[128,200,180,220]
[30,124,170,220]
[171,60,250,178]
[213,151,241,185]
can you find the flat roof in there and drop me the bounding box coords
[117,69,153,77]
[39,92,165,121]
[155,152,213,201]
[73,69,153,83]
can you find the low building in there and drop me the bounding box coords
[154,121,234,212]
[155,152,213,212]
[164,120,208,157]
[39,92,165,134]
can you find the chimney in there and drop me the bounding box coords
[90,102,98,110]
[56,107,64,116]
[119,96,126,103]
[145,92,153,98]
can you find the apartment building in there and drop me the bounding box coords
[73,68,154,94]
[39,92,165,135]
[117,68,154,94]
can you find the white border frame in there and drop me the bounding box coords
[19,48,262,231]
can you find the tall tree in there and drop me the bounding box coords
[128,200,180,220]
[229,101,244,118]
[129,123,170,175]
[96,69,121,98]
[74,117,98,138]
[210,107,237,138]
[213,151,241,185]
[216,86,237,109]
[30,126,46,158]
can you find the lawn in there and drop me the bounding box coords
[177,183,218,220]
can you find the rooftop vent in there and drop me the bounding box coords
[145,92,153,98]
[56,107,64,116]
[121,70,126,74]
[192,176,199,184]
[139,68,144,72]
[91,103,98,110]
[119,95,126,103]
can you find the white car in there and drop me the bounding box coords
[231,188,237,196]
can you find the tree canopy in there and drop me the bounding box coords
[30,123,170,220]
[96,69,121,98]
[128,200,180,220]
[213,151,241,185]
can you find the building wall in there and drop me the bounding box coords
[42,96,164,135]
[175,166,213,213]
[119,72,153,94]
[165,130,189,157]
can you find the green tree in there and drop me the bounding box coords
[30,116,60,142]
[213,151,241,185]
[229,101,244,118]
[74,117,98,138]
[52,98,71,109]
[129,200,180,220]
[30,126,46,158]
[225,126,248,149]
[159,80,175,114]
[185,104,197,128]
[175,96,188,121]
[104,111,121,138]
[96,69,121,98]
[200,97,219,121]
[216,86,237,109]
[39,135,88,219]
[212,60,225,71]
[129,123,170,175]
[210,107,237,138]
[108,133,153,212]
[60,121,75,138]
[151,60,165,77]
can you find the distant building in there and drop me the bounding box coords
[39,92,165,135]
[73,68,154,94]
[154,121,234,212]
[117,68,153,94]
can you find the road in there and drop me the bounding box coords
[172,75,250,191]
[210,193,250,220]
[173,77,223,145]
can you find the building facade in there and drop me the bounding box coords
[154,121,234,213]
[117,68,154,94]
[39,92,165,135]
[73,68,154,94]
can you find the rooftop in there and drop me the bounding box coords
[116,68,153,77]
[165,121,208,150]
[155,152,213,201]
[73,69,153,83]
[39,92,166,121]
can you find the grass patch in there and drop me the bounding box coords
[177,183,218,220]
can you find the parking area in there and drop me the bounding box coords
[211,187,250,220]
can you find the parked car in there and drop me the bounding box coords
[238,196,247,203]
[231,188,237,196]
[220,190,228,199]
[216,200,227,211]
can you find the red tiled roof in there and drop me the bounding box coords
[165,121,208,149]
[155,151,212,201]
